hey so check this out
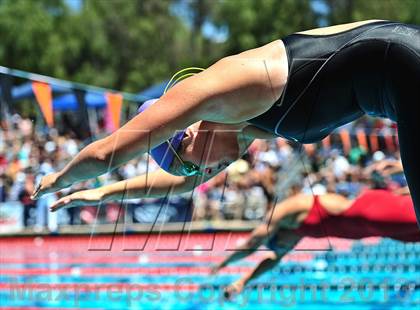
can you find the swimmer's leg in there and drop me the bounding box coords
[389,43,420,227]
[383,35,420,227]
[396,122,420,227]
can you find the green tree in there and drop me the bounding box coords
[0,0,215,92]
[325,0,420,25]
[186,0,217,62]
[0,0,71,77]
[211,0,318,54]
[72,0,191,91]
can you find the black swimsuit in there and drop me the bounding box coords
[249,20,420,226]
[248,20,420,142]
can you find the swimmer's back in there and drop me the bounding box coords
[248,20,420,143]
[298,190,419,241]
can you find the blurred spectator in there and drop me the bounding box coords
[17,173,36,227]
[328,149,350,178]
[0,113,406,231]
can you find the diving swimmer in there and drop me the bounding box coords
[210,188,419,298]
[31,20,420,227]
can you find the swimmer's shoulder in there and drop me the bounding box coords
[297,19,387,36]
[281,193,314,213]
[318,193,353,214]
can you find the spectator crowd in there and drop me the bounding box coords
[0,113,406,232]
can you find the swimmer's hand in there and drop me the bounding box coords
[210,265,219,275]
[31,172,69,200]
[223,280,245,300]
[49,189,105,212]
[210,264,223,275]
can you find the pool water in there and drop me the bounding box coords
[0,233,419,309]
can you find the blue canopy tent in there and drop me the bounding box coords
[7,80,168,111]
[137,80,168,101]
[52,92,108,111]
[46,92,108,137]
[48,80,169,111]
[11,82,69,101]
[0,66,169,137]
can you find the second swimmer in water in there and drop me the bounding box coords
[210,187,419,298]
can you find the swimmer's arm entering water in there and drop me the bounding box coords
[213,194,309,296]
[227,239,300,297]
[211,222,300,273]
[220,230,301,297]
[211,223,277,273]
[212,194,308,274]
[211,201,294,274]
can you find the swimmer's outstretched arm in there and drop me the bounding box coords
[211,223,275,273]
[212,194,306,274]
[48,167,223,212]
[221,234,301,297]
[223,253,282,297]
[48,170,189,212]
[211,222,300,273]
[32,51,287,199]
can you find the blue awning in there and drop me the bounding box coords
[12,82,69,101]
[9,80,169,111]
[53,92,107,111]
[137,80,168,101]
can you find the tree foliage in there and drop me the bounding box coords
[0,0,418,93]
[325,0,420,25]
[211,0,318,54]
[0,0,198,92]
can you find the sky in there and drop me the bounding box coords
[170,0,229,43]
[65,0,82,11]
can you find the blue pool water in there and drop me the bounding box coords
[1,237,419,309]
